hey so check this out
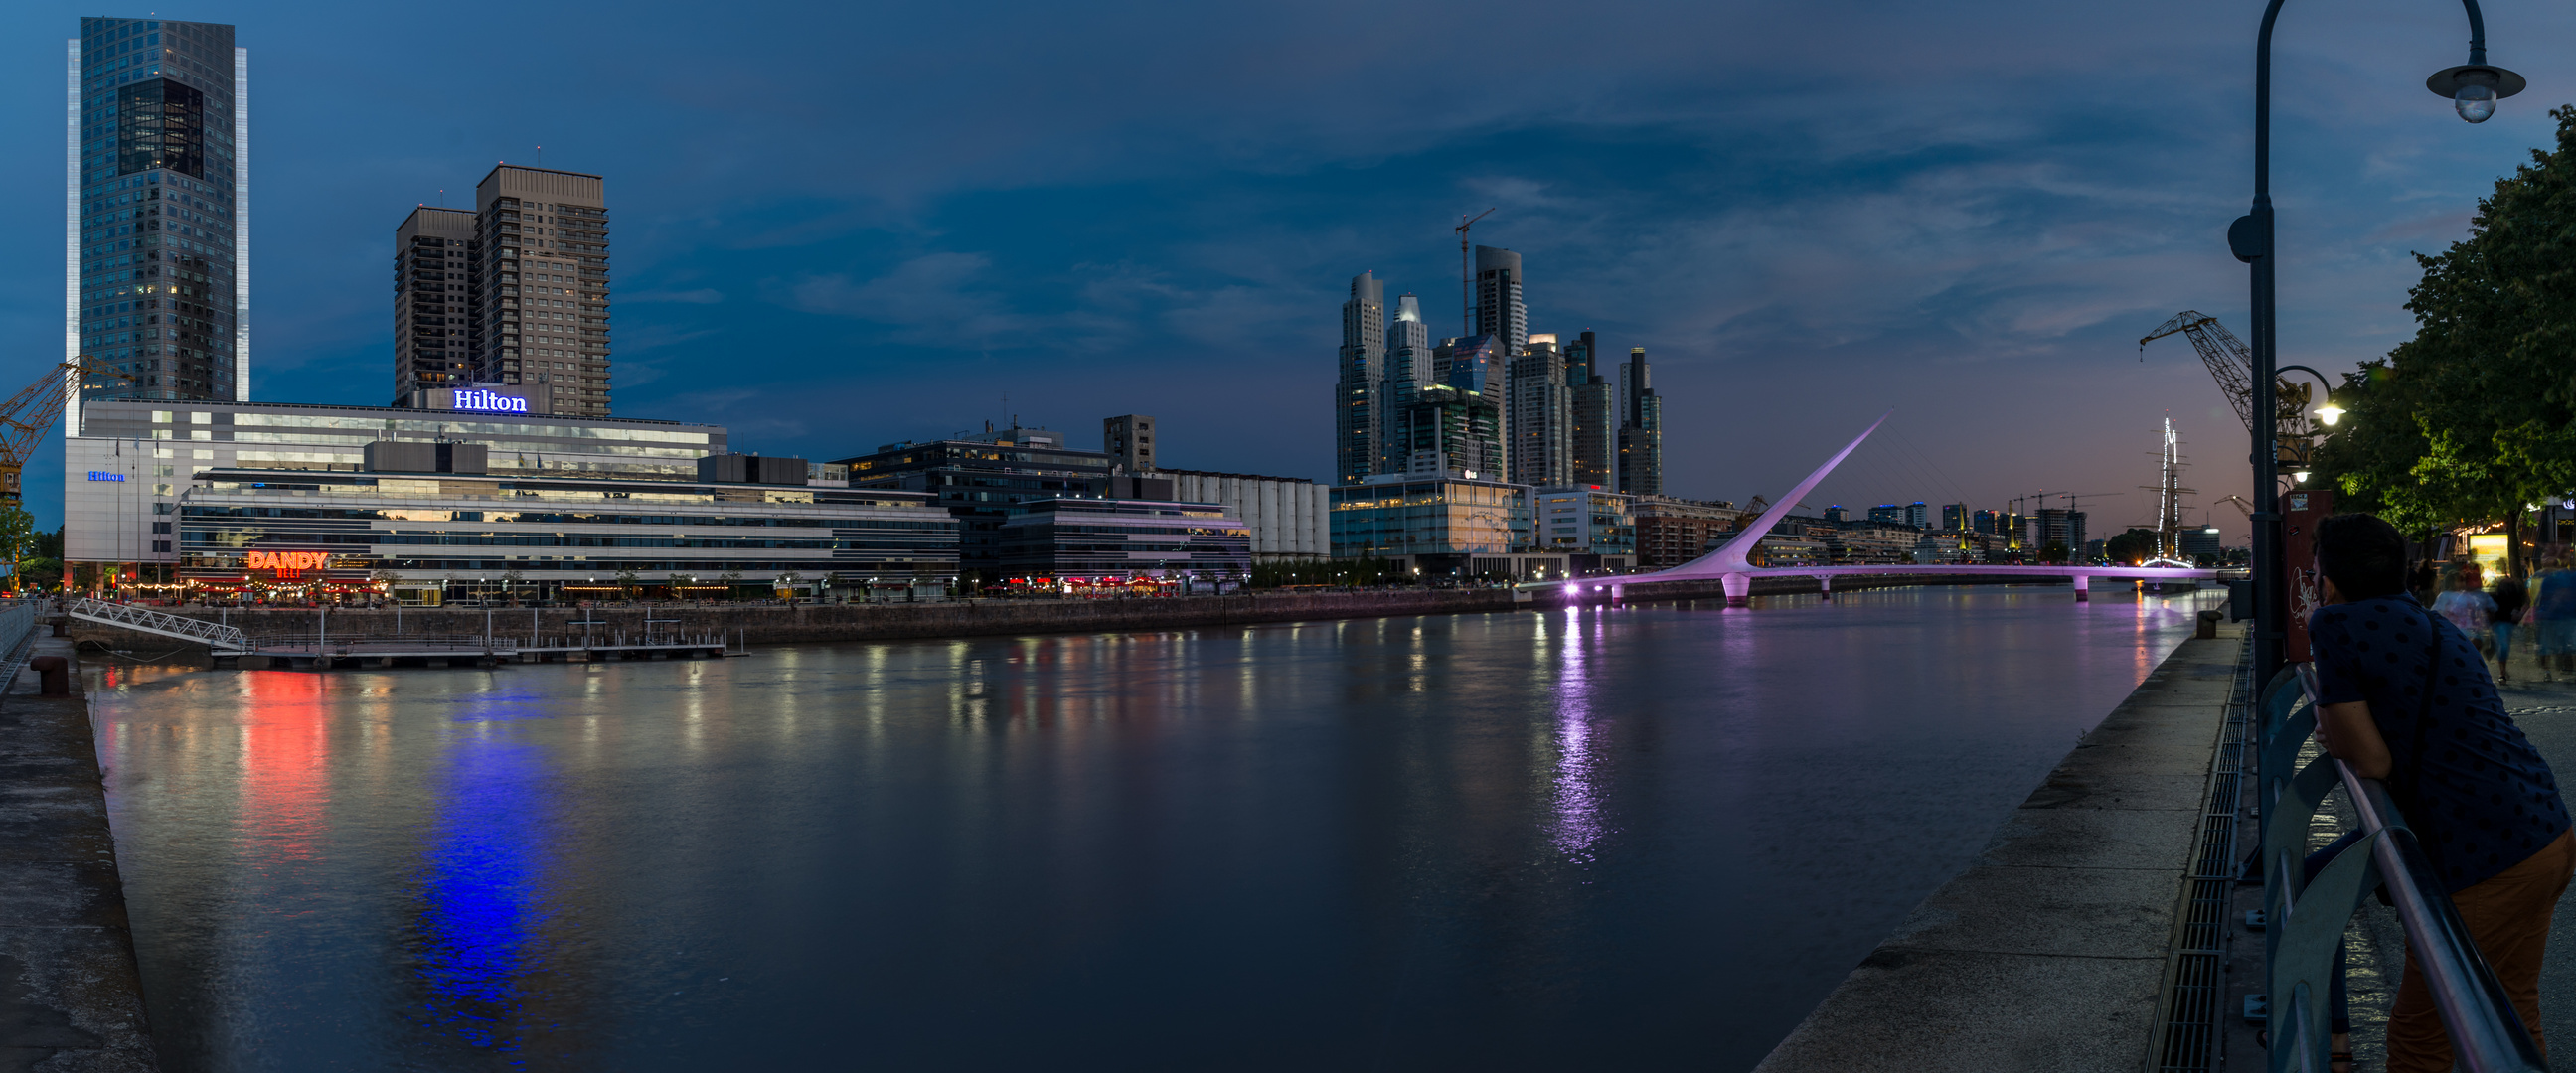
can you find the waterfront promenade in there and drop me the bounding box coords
[65,574,2108,654]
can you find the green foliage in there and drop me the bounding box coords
[2104,528,2159,565]
[2318,105,2576,532]
[2039,541,2070,566]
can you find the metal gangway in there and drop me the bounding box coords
[2255,667,2546,1072]
[65,598,251,656]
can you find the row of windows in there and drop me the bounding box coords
[180,505,947,529]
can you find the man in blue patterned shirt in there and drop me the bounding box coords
[2310,513,2574,1072]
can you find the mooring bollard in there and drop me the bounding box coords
[2196,608,2222,640]
[28,656,68,696]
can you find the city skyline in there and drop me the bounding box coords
[2,0,2568,532]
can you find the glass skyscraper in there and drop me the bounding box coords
[66,16,247,428]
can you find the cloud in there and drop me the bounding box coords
[621,288,724,304]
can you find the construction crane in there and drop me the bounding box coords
[2138,310,2315,434]
[0,357,132,503]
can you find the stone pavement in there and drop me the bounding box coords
[0,633,156,1071]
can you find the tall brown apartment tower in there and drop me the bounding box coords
[392,207,479,403]
[473,165,610,415]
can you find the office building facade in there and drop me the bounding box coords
[65,398,728,570]
[1633,496,1748,568]
[1394,385,1504,481]
[174,461,953,602]
[837,425,1114,581]
[1335,272,1384,484]
[1618,348,1663,496]
[998,497,1251,583]
[1533,486,1636,567]
[1150,469,1327,562]
[1377,293,1436,477]
[69,16,248,425]
[1509,335,1571,487]
[394,207,479,403]
[1471,246,1528,355]
[1104,413,1157,473]
[1328,477,1543,577]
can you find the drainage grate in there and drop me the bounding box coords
[2153,635,2253,1073]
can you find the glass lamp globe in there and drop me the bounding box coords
[2457,82,2497,123]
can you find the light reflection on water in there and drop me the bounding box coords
[92,585,2221,1071]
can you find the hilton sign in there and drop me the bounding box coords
[453,388,528,414]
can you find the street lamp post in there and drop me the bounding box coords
[2233,0,2522,682]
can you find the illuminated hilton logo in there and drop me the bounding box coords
[453,388,528,414]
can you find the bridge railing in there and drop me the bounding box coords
[2257,668,2544,1072]
[66,597,251,652]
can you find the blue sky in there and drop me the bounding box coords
[2,0,2569,538]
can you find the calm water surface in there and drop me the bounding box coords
[92,586,2223,1071]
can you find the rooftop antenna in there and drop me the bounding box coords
[1455,208,1497,336]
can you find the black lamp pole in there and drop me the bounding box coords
[2232,0,2521,680]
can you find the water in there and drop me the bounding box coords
[89,585,2224,1071]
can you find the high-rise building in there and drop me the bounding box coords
[473,166,611,415]
[1470,246,1528,355]
[1377,292,1433,476]
[1394,385,1504,481]
[1972,509,1998,535]
[1617,348,1663,496]
[2034,508,2087,554]
[1509,334,1571,487]
[1104,413,1156,472]
[1825,506,1848,523]
[1335,272,1385,484]
[69,16,249,424]
[393,208,479,404]
[1904,502,1929,529]
[1868,504,1905,525]
[1941,504,1968,532]
[1567,331,1616,490]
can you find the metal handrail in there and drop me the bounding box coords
[2260,668,2545,1072]
[65,597,251,652]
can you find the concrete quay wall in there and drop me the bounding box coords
[67,574,2079,652]
[1753,626,2241,1073]
[0,635,159,1068]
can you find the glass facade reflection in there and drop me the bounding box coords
[69,16,245,416]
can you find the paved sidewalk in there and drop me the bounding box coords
[0,633,157,1071]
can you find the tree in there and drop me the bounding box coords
[614,566,640,601]
[2317,105,2576,570]
[0,504,34,589]
[2104,528,2159,566]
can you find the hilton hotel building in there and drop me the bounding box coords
[65,391,724,568]
[392,165,611,417]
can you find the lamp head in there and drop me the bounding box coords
[2315,401,2344,426]
[2428,65,2525,123]
[2293,470,2313,485]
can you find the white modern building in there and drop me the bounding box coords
[66,394,725,570]
[1148,469,1327,562]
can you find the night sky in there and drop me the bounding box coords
[3,0,2569,539]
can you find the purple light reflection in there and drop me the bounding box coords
[1549,606,1609,865]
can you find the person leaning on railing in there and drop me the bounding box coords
[2309,513,2575,1073]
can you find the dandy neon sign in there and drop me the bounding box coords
[453,388,527,414]
[246,551,331,572]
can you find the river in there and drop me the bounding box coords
[88,584,2224,1071]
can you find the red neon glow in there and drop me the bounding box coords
[247,551,332,572]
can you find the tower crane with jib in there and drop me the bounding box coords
[2137,310,2317,435]
[0,358,134,503]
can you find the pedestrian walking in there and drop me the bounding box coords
[2538,554,2576,682]
[2433,567,2497,656]
[2309,514,2573,1072]
[2494,568,2530,684]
